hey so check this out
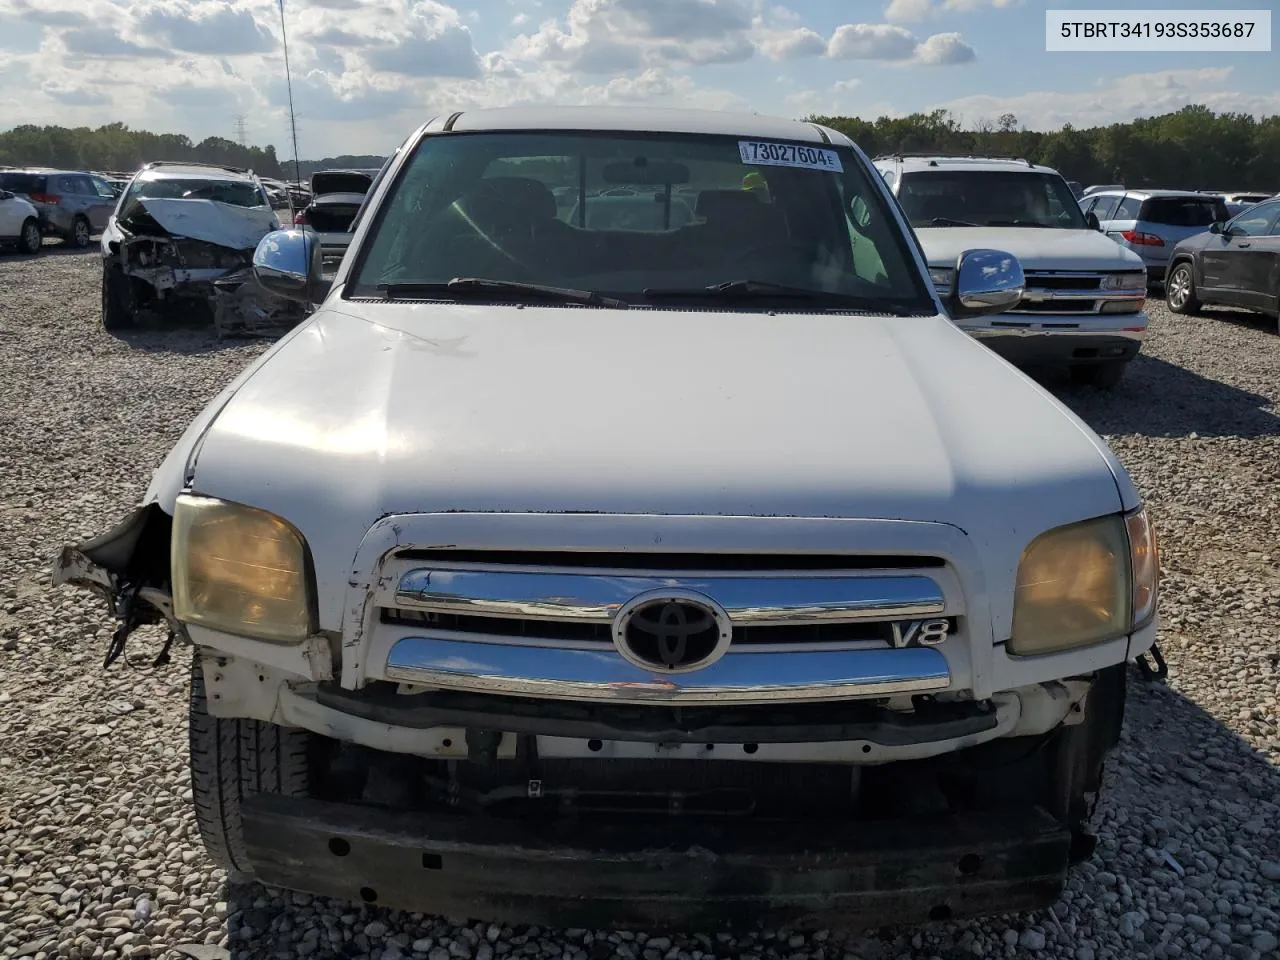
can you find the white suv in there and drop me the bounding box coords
[55,108,1158,931]
[875,155,1148,388]
[100,161,281,331]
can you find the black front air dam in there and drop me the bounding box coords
[241,794,1070,931]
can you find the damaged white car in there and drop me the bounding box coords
[100,161,305,336]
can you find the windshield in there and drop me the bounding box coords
[897,170,1086,229]
[348,131,933,311]
[122,177,266,210]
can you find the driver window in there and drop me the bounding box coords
[1230,201,1280,237]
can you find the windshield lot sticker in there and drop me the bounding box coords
[739,141,844,173]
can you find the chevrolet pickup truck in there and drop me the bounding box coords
[874,156,1149,389]
[54,106,1158,931]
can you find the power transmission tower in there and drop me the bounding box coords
[234,115,249,147]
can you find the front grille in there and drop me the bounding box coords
[1023,272,1101,291]
[382,606,959,647]
[382,560,955,653]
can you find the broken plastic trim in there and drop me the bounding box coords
[51,504,185,667]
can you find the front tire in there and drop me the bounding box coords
[188,654,312,874]
[18,218,41,254]
[1070,360,1128,389]
[69,215,91,248]
[101,264,136,331]
[1166,262,1200,315]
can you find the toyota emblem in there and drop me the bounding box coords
[611,589,733,673]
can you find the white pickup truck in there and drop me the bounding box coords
[55,107,1158,931]
[874,156,1149,388]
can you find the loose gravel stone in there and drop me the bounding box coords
[1,258,1279,960]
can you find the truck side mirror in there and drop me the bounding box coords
[1085,212,1101,231]
[947,248,1025,319]
[252,229,329,305]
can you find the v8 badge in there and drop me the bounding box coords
[890,618,951,648]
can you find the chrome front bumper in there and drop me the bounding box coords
[384,637,951,705]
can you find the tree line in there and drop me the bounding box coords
[810,105,1280,191]
[281,156,387,181]
[0,122,283,177]
[3,106,1279,191]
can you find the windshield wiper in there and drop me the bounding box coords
[984,220,1054,228]
[643,280,917,316]
[377,278,630,309]
[923,217,981,227]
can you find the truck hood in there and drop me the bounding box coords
[182,304,1130,628]
[915,227,1144,272]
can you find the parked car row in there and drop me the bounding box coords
[0,167,121,249]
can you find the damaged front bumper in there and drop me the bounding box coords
[242,792,1069,930]
[51,505,181,664]
[110,199,306,334]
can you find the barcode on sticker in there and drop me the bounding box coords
[739,141,843,173]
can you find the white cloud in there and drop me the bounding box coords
[0,0,1270,164]
[935,67,1280,130]
[135,1,277,56]
[913,31,975,65]
[507,0,758,72]
[886,0,1020,19]
[756,26,827,60]
[885,0,934,21]
[827,23,973,64]
[828,23,918,60]
[41,79,110,106]
[942,0,1020,12]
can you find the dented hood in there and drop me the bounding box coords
[183,304,1133,630]
[128,198,278,250]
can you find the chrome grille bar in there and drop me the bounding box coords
[384,637,951,705]
[393,569,946,626]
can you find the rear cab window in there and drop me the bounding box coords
[1139,195,1228,227]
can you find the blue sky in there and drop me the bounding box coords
[0,0,1276,159]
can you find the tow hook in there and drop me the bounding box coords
[1134,642,1168,682]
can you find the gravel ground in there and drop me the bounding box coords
[0,250,1277,960]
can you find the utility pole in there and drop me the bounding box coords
[278,0,302,181]
[234,115,248,147]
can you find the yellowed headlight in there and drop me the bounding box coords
[172,495,314,643]
[1009,515,1130,655]
[1126,507,1158,627]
